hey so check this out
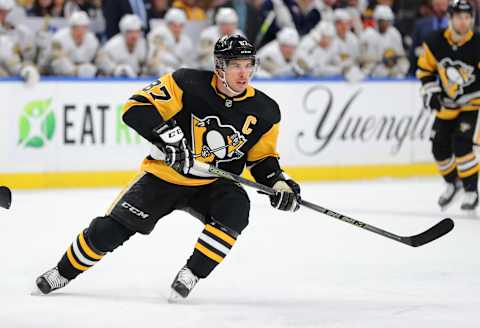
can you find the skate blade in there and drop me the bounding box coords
[30,285,46,296]
[167,289,186,304]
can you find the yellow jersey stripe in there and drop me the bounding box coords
[78,232,104,260]
[205,224,236,246]
[195,242,223,263]
[67,246,89,271]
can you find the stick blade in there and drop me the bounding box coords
[403,218,454,247]
[0,186,12,209]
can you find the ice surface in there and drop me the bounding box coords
[1,178,478,328]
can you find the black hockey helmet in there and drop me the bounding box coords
[214,34,256,69]
[448,0,474,17]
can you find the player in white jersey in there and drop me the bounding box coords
[146,8,195,77]
[359,5,409,78]
[257,27,300,78]
[3,7,36,64]
[197,7,244,70]
[294,21,342,77]
[332,9,365,82]
[0,0,38,85]
[96,14,147,77]
[48,11,99,77]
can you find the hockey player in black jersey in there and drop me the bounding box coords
[34,35,301,300]
[417,0,480,211]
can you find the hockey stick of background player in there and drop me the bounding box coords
[255,11,276,46]
[0,186,12,209]
[191,162,454,248]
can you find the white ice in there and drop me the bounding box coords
[1,178,478,328]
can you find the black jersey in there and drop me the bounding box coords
[417,28,480,109]
[123,69,281,186]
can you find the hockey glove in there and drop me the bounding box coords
[270,179,301,212]
[151,121,194,175]
[420,81,442,112]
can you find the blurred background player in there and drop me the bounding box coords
[34,34,301,301]
[360,5,409,78]
[417,0,480,211]
[256,27,299,78]
[46,11,99,77]
[96,14,147,77]
[197,7,242,70]
[332,8,365,82]
[0,0,38,84]
[146,8,194,77]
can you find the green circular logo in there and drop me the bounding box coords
[18,99,55,148]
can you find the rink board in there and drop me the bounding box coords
[0,78,437,188]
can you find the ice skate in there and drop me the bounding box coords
[438,180,462,210]
[33,267,70,295]
[460,191,479,211]
[168,266,199,302]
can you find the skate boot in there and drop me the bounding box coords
[461,191,479,211]
[438,180,462,210]
[169,266,199,302]
[34,267,70,295]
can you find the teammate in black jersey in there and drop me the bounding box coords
[417,0,480,211]
[34,35,301,300]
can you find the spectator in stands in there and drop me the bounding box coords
[332,9,361,75]
[408,0,448,75]
[147,0,169,20]
[211,1,261,45]
[96,14,147,77]
[173,0,207,20]
[46,11,99,76]
[102,0,147,39]
[28,0,64,17]
[146,8,194,76]
[256,27,300,77]
[359,5,409,78]
[0,0,39,85]
[257,0,321,47]
[197,7,243,70]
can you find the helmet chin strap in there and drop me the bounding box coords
[215,67,243,97]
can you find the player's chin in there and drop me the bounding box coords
[233,81,248,93]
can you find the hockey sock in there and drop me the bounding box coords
[57,229,105,280]
[456,152,479,191]
[436,156,458,183]
[187,222,237,278]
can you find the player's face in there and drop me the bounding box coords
[168,22,184,39]
[280,44,296,61]
[319,35,333,49]
[377,19,390,34]
[125,30,141,47]
[224,59,255,93]
[451,12,473,36]
[335,20,350,38]
[219,23,237,36]
[71,25,88,44]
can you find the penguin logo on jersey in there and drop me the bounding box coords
[438,58,475,98]
[191,114,247,165]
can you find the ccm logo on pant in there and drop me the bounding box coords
[121,202,150,219]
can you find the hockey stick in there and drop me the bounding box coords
[192,162,454,247]
[0,186,12,209]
